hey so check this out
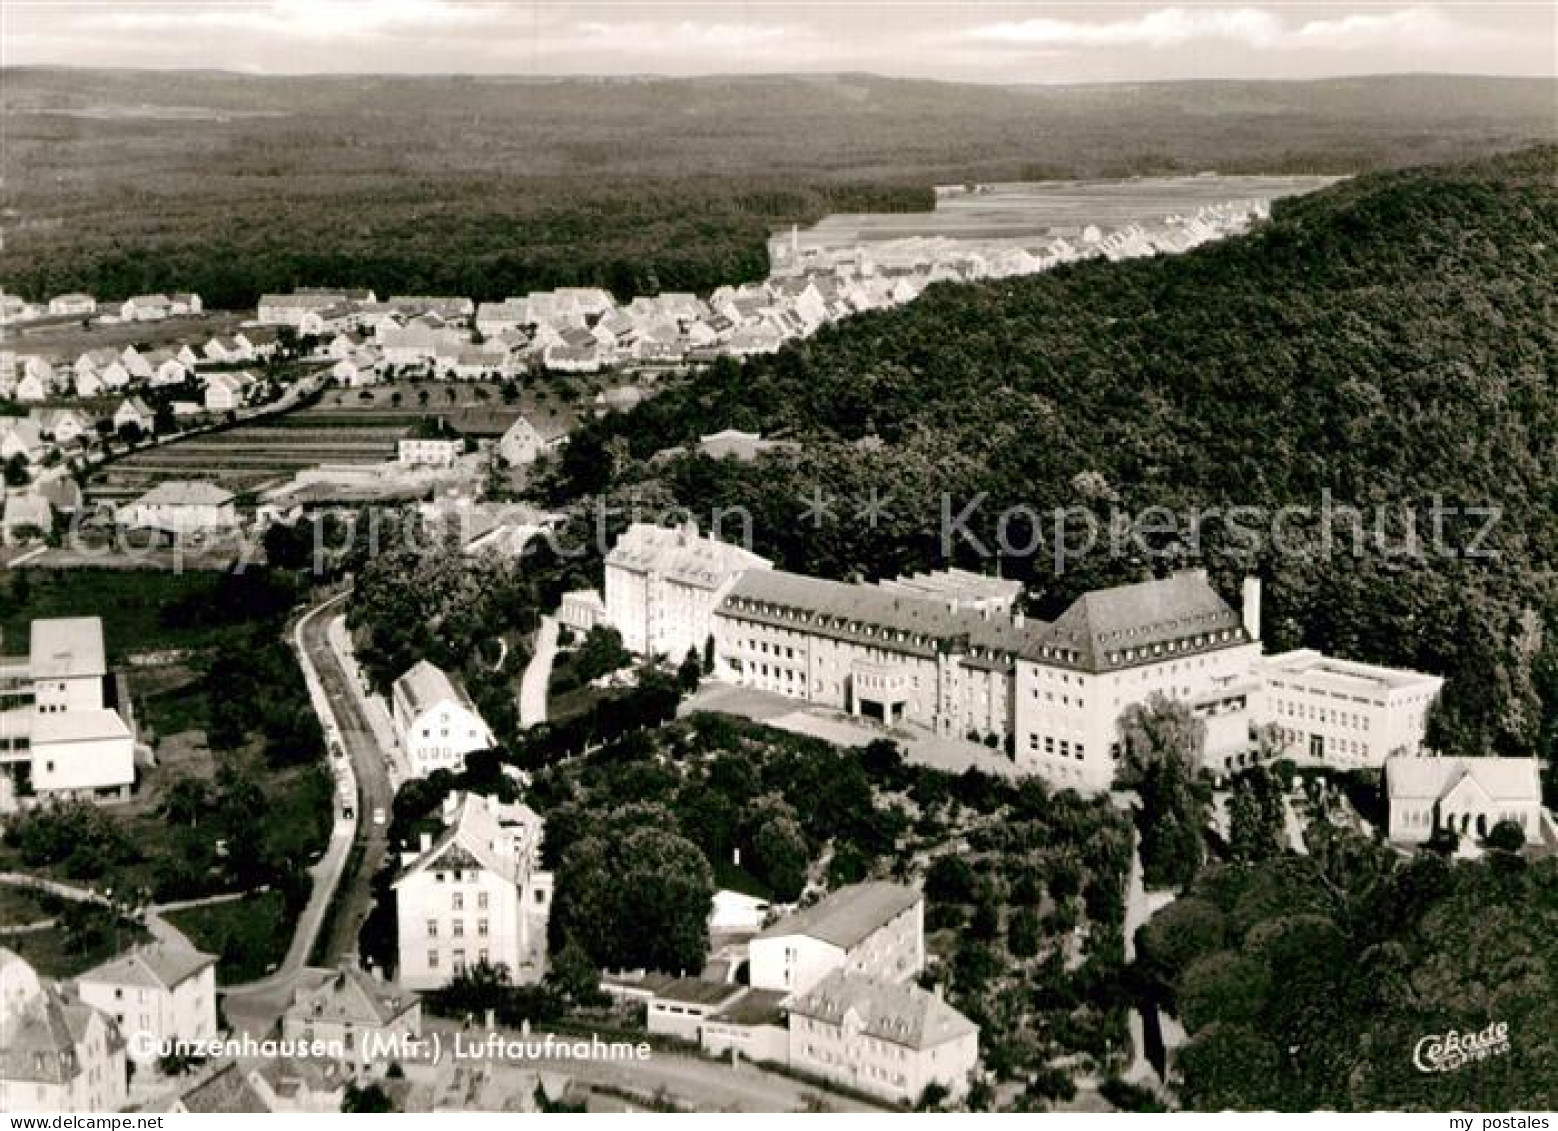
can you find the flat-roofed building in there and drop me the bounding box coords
[749,881,924,996]
[0,617,135,808]
[1264,649,1443,771]
[788,970,978,1106]
[1385,755,1543,845]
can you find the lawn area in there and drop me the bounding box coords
[164,889,290,985]
[1,900,151,980]
[0,568,298,660]
[0,881,56,924]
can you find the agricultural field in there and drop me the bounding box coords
[783,174,1343,253]
[87,377,591,503]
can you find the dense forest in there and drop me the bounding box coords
[548,146,1558,766]
[2,70,1553,306]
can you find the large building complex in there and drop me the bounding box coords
[0,618,135,810]
[393,792,553,991]
[599,526,1443,794]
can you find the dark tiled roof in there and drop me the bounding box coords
[753,882,920,949]
[790,971,976,1051]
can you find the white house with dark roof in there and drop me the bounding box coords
[390,660,494,778]
[76,942,217,1061]
[392,792,553,990]
[119,481,237,535]
[279,963,421,1074]
[749,881,924,996]
[0,949,127,1113]
[1385,755,1544,845]
[604,521,771,662]
[787,969,978,1105]
[112,397,156,435]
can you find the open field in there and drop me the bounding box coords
[2,70,1551,307]
[788,174,1343,250]
[0,310,250,355]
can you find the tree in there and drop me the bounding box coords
[1007,906,1042,958]
[4,454,30,487]
[342,1083,395,1113]
[1475,815,1523,853]
[1228,766,1286,863]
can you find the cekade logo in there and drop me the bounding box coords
[1413,1021,1511,1073]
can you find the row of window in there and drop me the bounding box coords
[425,948,489,971]
[1103,629,1239,666]
[426,918,490,938]
[1274,698,1373,730]
[1028,733,1088,761]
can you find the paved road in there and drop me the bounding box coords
[518,616,559,728]
[424,1018,883,1113]
[0,872,195,949]
[223,590,392,1036]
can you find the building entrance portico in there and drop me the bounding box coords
[850,661,909,726]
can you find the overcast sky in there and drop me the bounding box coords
[4,2,1553,82]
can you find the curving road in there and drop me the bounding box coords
[222,589,393,1036]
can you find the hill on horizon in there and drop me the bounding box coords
[1,70,1552,307]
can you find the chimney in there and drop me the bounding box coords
[1242,577,1262,641]
[1013,610,1025,629]
[419,832,432,853]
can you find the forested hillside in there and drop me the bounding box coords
[2,70,1552,306]
[552,146,1558,764]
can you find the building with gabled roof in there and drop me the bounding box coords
[173,1062,272,1113]
[604,521,771,662]
[280,963,421,1075]
[390,660,494,778]
[788,970,978,1105]
[118,480,237,536]
[1385,755,1543,845]
[76,942,217,1062]
[0,950,127,1113]
[750,881,924,996]
[393,792,553,991]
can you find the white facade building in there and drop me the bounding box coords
[390,660,495,778]
[787,970,979,1106]
[118,481,237,536]
[0,617,135,808]
[76,943,217,1063]
[749,881,924,996]
[0,950,127,1113]
[1263,649,1443,770]
[393,792,553,991]
[1385,755,1544,845]
[280,964,421,1075]
[604,522,771,661]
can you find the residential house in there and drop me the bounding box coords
[390,660,495,778]
[172,1063,272,1114]
[118,481,237,536]
[48,294,96,318]
[393,791,553,990]
[118,295,172,322]
[788,970,979,1106]
[397,419,465,468]
[2,494,53,545]
[496,416,546,467]
[76,942,218,1063]
[112,397,156,435]
[603,521,771,661]
[30,407,95,446]
[749,882,925,996]
[0,419,47,464]
[204,370,255,413]
[0,950,127,1113]
[280,964,421,1075]
[1385,755,1544,845]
